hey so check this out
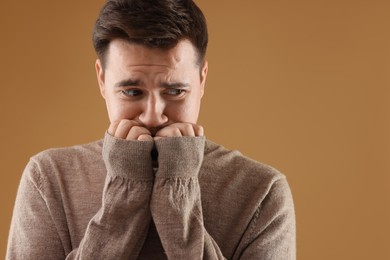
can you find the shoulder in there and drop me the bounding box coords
[200,140,295,250]
[31,140,103,169]
[201,139,293,208]
[24,140,104,189]
[33,139,103,162]
[203,139,285,183]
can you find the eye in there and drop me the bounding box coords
[164,88,186,96]
[121,89,143,97]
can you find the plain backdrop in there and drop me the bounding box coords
[1,0,389,259]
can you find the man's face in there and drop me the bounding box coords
[96,39,208,135]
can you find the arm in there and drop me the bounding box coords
[151,123,226,259]
[7,132,155,260]
[234,178,296,259]
[7,160,67,259]
[67,133,155,259]
[150,124,295,259]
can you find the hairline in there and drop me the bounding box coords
[98,37,205,72]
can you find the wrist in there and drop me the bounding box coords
[154,136,205,178]
[102,132,154,180]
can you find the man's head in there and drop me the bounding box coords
[93,0,209,132]
[93,0,208,69]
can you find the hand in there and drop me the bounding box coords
[154,123,204,140]
[108,119,153,141]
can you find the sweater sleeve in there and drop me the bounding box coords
[6,160,66,259]
[150,136,226,259]
[7,133,155,260]
[234,178,296,260]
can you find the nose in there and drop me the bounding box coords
[138,94,168,129]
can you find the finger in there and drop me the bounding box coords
[154,125,182,139]
[126,126,152,141]
[137,134,153,142]
[108,120,121,136]
[114,120,139,139]
[168,123,198,136]
[178,123,196,137]
[193,124,204,136]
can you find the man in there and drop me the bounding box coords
[7,0,296,259]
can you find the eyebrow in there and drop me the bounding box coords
[115,79,190,89]
[160,82,191,88]
[114,79,142,88]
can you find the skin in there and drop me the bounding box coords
[96,38,208,141]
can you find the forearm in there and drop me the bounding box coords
[7,133,156,260]
[151,176,203,256]
[67,133,156,259]
[151,176,226,259]
[66,174,153,259]
[150,136,225,259]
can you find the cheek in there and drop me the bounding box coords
[165,98,201,123]
[106,97,141,121]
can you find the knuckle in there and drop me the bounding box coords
[194,124,204,136]
[119,119,141,130]
[174,128,182,135]
[110,120,121,127]
[120,119,133,127]
[132,126,146,134]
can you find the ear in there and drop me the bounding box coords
[200,60,208,98]
[95,59,106,99]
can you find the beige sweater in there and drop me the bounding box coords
[7,134,295,259]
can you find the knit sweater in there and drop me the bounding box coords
[7,133,296,259]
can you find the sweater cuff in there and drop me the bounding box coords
[102,132,154,180]
[154,136,205,178]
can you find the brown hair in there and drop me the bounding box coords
[93,0,208,68]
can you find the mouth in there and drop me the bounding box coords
[148,126,165,136]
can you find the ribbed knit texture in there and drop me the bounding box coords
[103,132,154,180]
[7,134,296,259]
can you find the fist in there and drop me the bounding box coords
[154,123,204,140]
[108,119,153,141]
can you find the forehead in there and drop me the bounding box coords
[105,39,198,69]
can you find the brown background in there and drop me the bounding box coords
[1,0,389,259]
